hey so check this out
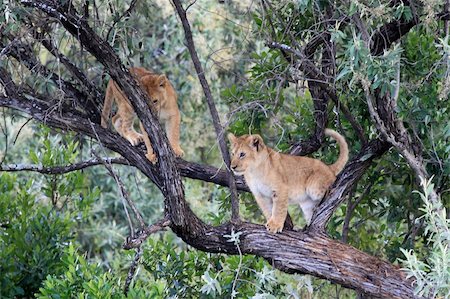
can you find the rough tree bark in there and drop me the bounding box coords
[0,0,437,297]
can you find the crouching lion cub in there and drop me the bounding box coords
[101,66,184,163]
[228,129,348,233]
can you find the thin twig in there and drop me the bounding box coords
[123,247,142,295]
[106,0,139,42]
[122,217,173,295]
[342,181,374,243]
[172,0,240,222]
[95,153,136,236]
[93,150,146,229]
[12,118,32,145]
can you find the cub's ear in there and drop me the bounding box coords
[228,133,237,144]
[141,75,152,86]
[250,134,264,151]
[157,75,167,87]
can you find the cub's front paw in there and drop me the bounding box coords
[265,218,284,234]
[173,147,185,158]
[126,133,144,146]
[145,153,158,164]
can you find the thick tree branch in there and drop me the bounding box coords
[181,221,418,299]
[309,139,390,231]
[172,0,240,222]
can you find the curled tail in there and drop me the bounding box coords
[101,80,115,128]
[325,129,349,175]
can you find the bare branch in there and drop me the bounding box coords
[0,157,128,174]
[172,0,240,222]
[363,89,446,241]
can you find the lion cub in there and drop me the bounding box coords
[101,67,184,163]
[228,129,348,233]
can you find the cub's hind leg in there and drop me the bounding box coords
[164,114,184,158]
[119,110,143,146]
[112,114,124,136]
[304,175,335,224]
[299,199,318,225]
[139,122,157,164]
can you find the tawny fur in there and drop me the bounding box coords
[101,67,184,163]
[228,129,348,233]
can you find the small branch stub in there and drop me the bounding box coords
[122,218,171,250]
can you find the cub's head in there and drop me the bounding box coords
[141,74,169,111]
[228,133,266,175]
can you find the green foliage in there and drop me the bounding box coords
[0,126,100,298]
[36,245,159,298]
[141,234,307,299]
[401,178,450,298]
[0,173,75,297]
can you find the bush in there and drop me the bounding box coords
[401,178,450,298]
[36,244,160,298]
[0,173,75,297]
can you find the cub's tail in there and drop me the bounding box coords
[101,80,115,128]
[325,129,349,175]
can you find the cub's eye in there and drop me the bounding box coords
[239,152,246,159]
[152,99,158,104]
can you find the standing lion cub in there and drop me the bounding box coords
[101,67,184,163]
[228,129,348,233]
